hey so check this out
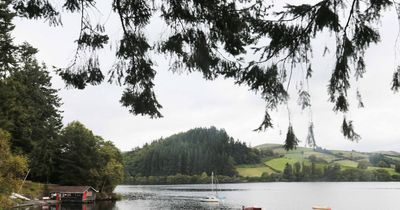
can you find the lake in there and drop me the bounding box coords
[21,182,400,210]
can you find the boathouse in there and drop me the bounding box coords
[50,186,98,202]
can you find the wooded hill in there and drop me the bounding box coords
[123,127,260,177]
[124,128,400,183]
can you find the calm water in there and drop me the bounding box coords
[21,182,400,210]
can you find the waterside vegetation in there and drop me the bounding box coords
[124,128,400,185]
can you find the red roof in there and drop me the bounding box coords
[50,186,98,193]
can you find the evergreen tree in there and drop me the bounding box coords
[0,1,62,182]
[293,162,302,181]
[283,163,294,181]
[0,0,17,75]
[0,43,62,182]
[124,127,260,177]
[0,44,63,155]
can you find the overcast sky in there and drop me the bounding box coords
[11,1,400,152]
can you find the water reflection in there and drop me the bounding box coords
[17,182,400,210]
[16,201,117,210]
[17,199,230,210]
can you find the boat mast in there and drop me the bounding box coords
[211,171,214,193]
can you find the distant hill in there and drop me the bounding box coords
[123,127,400,182]
[373,151,400,156]
[237,143,400,177]
[123,127,260,177]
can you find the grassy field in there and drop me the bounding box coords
[368,166,398,175]
[333,160,359,168]
[236,166,275,177]
[236,143,400,177]
[264,157,302,172]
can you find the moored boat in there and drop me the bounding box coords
[242,206,262,210]
[312,206,332,210]
[200,172,221,203]
[200,195,219,202]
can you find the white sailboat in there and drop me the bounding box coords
[200,172,220,202]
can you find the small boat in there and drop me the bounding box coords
[312,206,332,210]
[242,206,262,210]
[200,195,220,202]
[200,172,221,203]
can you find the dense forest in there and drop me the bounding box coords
[0,41,124,190]
[123,127,260,177]
[0,36,124,207]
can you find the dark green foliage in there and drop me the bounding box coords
[123,127,260,177]
[368,153,398,167]
[0,2,126,191]
[283,125,299,150]
[258,161,395,182]
[0,43,63,155]
[0,2,63,169]
[55,121,101,185]
[0,42,63,183]
[395,163,400,173]
[373,169,392,181]
[356,90,364,108]
[30,137,58,183]
[341,118,361,141]
[391,66,400,92]
[125,173,246,185]
[12,0,59,26]
[4,0,400,144]
[58,56,105,89]
[54,121,123,193]
[0,0,17,76]
[305,122,316,148]
[293,162,302,181]
[323,164,341,181]
[282,163,293,181]
[297,90,311,110]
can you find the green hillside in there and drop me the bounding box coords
[123,127,260,177]
[237,143,400,177]
[123,128,400,183]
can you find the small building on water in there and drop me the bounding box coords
[50,186,98,203]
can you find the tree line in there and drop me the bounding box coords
[123,127,260,177]
[0,32,123,207]
[124,160,399,185]
[0,41,124,190]
[266,162,396,182]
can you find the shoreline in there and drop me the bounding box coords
[13,196,121,209]
[13,200,57,208]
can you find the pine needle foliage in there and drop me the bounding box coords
[341,118,361,141]
[306,122,317,148]
[284,124,300,151]
[2,0,400,143]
